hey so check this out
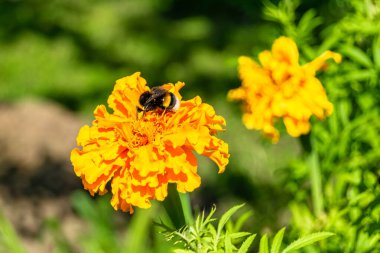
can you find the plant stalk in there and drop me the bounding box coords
[308,151,324,217]
[163,184,193,229]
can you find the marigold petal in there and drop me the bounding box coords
[304,51,342,75]
[283,116,311,137]
[202,137,229,173]
[131,145,165,177]
[161,81,185,101]
[272,36,299,66]
[258,50,272,68]
[154,183,168,201]
[227,88,246,101]
[107,72,149,117]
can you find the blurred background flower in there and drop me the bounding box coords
[228,36,341,142]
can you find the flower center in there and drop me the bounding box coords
[120,118,165,149]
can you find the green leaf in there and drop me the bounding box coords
[337,100,352,125]
[229,232,251,239]
[342,69,376,82]
[259,234,269,253]
[271,228,286,253]
[237,234,257,253]
[373,36,380,69]
[208,223,217,238]
[297,9,322,38]
[318,28,342,53]
[225,233,234,253]
[0,211,27,253]
[282,232,335,253]
[340,45,372,68]
[217,204,245,238]
[204,207,217,226]
[234,210,253,233]
[173,249,194,253]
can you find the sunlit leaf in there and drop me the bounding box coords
[229,232,251,239]
[259,234,269,253]
[237,234,256,253]
[340,45,372,68]
[173,249,194,253]
[225,233,234,253]
[217,204,245,238]
[373,36,380,69]
[282,232,335,253]
[234,211,253,233]
[271,228,286,253]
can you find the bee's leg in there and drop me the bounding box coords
[159,108,167,120]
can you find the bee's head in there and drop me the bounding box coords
[139,91,152,110]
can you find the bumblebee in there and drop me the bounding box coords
[138,86,180,114]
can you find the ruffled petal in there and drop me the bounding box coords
[107,72,149,118]
[303,51,342,75]
[271,36,299,66]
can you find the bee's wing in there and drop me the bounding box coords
[145,87,167,104]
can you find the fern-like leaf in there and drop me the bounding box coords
[217,204,245,237]
[259,234,269,253]
[237,234,256,253]
[281,232,335,253]
[270,228,285,253]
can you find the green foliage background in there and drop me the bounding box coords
[0,0,379,252]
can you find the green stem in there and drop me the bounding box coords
[308,151,324,217]
[179,191,194,225]
[162,184,193,229]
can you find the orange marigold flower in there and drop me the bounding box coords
[71,72,229,213]
[228,36,341,143]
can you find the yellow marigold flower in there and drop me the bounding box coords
[228,36,341,143]
[71,72,229,213]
